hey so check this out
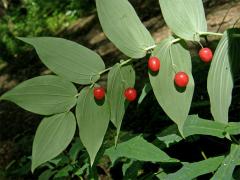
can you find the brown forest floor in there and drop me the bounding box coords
[0,0,240,171]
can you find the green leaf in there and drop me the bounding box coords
[18,37,105,84]
[156,170,168,179]
[69,138,84,162]
[107,64,135,144]
[159,0,207,41]
[164,156,224,180]
[1,75,77,115]
[149,37,194,134]
[207,29,240,124]
[75,86,110,166]
[122,160,142,180]
[38,169,56,180]
[32,112,76,172]
[226,122,240,135]
[54,165,73,178]
[183,115,226,138]
[138,82,152,105]
[158,134,183,148]
[105,135,178,163]
[96,0,155,58]
[211,144,240,180]
[157,125,183,148]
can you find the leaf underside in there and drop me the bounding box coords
[149,36,194,135]
[32,112,76,172]
[159,0,207,41]
[18,37,105,84]
[96,0,155,58]
[76,86,110,166]
[207,29,240,124]
[1,75,77,115]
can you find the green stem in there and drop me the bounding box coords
[199,32,223,36]
[98,67,112,75]
[119,58,133,66]
[98,58,134,75]
[201,150,208,160]
[144,44,157,51]
[171,38,181,44]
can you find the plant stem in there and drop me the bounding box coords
[119,58,133,66]
[98,67,112,75]
[171,38,181,44]
[199,32,223,36]
[201,150,208,160]
[98,58,134,75]
[144,44,157,51]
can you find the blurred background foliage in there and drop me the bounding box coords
[0,0,94,63]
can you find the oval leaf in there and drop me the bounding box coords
[32,112,76,172]
[107,63,135,143]
[96,0,155,58]
[1,75,77,115]
[18,37,105,84]
[149,37,194,134]
[105,136,178,163]
[75,86,110,165]
[207,29,240,124]
[159,0,207,41]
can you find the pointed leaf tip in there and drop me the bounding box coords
[1,75,77,115]
[149,37,194,134]
[76,86,110,166]
[18,37,105,84]
[31,112,76,172]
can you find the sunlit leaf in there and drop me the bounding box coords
[149,37,194,134]
[96,0,155,58]
[164,156,224,180]
[158,134,183,148]
[183,115,226,138]
[107,64,135,144]
[32,112,76,172]
[75,86,110,165]
[159,0,207,41]
[138,82,152,105]
[207,29,240,124]
[226,122,240,135]
[105,135,179,163]
[1,75,77,115]
[18,37,105,84]
[211,144,240,180]
[157,124,183,148]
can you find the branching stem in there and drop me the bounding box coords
[98,58,134,75]
[199,32,223,36]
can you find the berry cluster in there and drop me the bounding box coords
[94,47,213,101]
[148,47,213,88]
[94,87,137,102]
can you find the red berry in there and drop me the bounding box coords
[148,56,160,72]
[93,87,105,100]
[174,72,189,88]
[199,48,213,63]
[124,88,137,102]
